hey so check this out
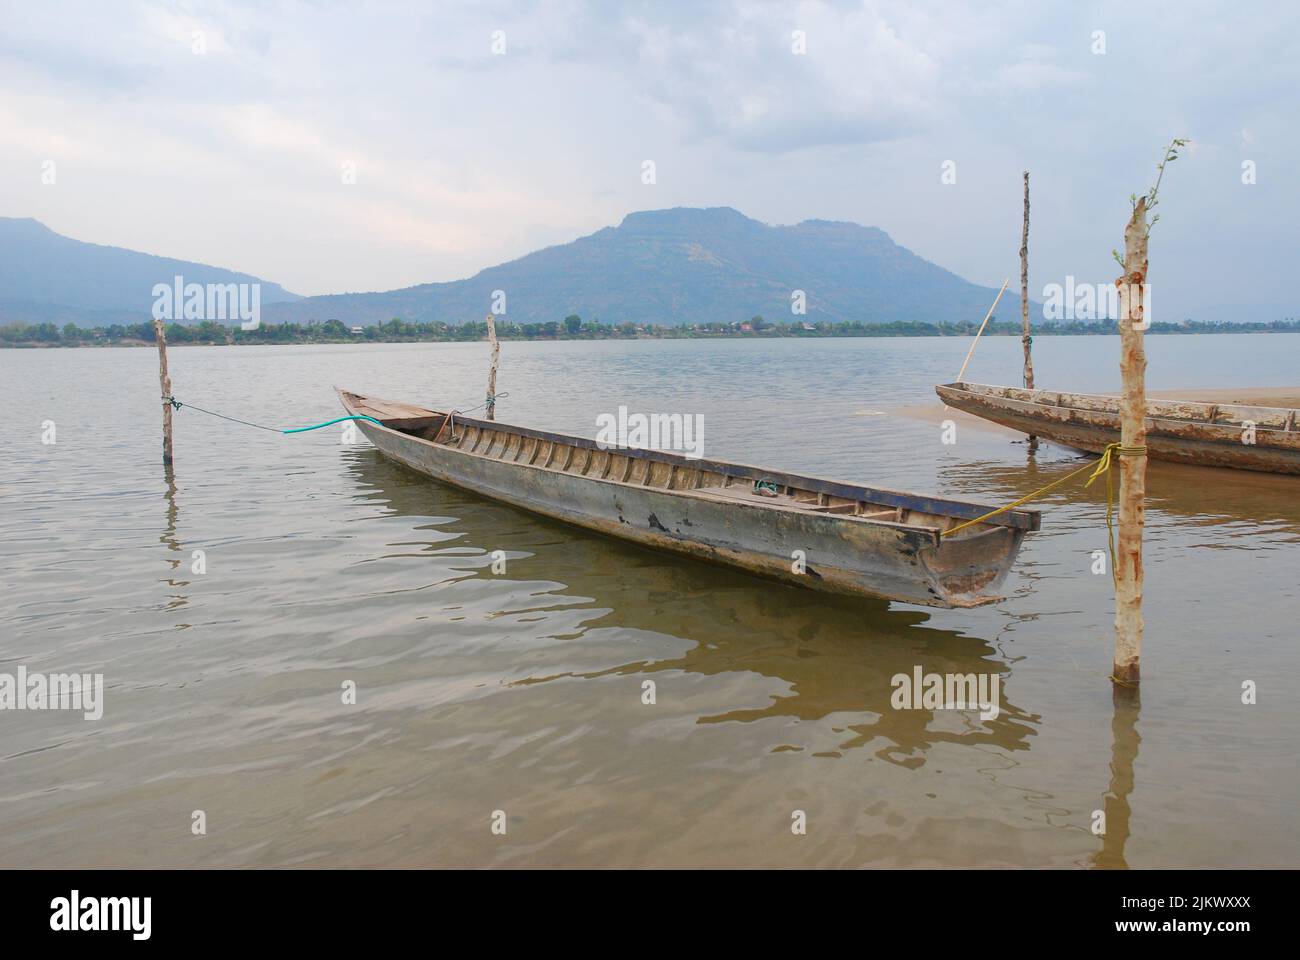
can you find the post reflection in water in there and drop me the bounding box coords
[342,448,1040,771]
[1094,687,1141,869]
[160,465,190,610]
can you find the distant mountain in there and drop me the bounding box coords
[262,207,1031,327]
[0,217,299,325]
[0,209,1033,329]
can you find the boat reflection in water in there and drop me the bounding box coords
[343,450,1037,752]
[339,448,1150,867]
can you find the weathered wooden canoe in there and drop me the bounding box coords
[337,389,1039,607]
[936,381,1300,475]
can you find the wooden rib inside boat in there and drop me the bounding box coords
[936,381,1300,475]
[338,388,1039,608]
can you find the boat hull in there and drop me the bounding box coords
[937,382,1300,475]
[341,390,1034,608]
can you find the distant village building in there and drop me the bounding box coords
[350,326,364,334]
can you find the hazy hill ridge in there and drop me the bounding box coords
[1,209,1030,327]
[0,217,299,325]
[262,207,1028,326]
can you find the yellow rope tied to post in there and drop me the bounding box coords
[942,442,1147,583]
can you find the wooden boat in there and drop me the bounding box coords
[937,381,1300,475]
[337,388,1039,608]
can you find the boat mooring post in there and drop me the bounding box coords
[1020,171,1037,452]
[1113,196,1149,686]
[484,312,500,421]
[153,316,174,465]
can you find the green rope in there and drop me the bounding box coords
[458,392,509,416]
[282,415,383,434]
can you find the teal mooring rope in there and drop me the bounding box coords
[282,415,384,434]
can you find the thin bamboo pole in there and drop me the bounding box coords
[1021,172,1037,451]
[153,317,174,465]
[954,278,1009,385]
[484,312,500,421]
[1114,197,1149,685]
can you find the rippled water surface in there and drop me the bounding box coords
[2,335,1297,867]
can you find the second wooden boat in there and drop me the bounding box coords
[338,389,1039,608]
[936,381,1300,475]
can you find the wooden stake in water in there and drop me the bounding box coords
[1114,197,1149,685]
[153,317,174,465]
[1020,172,1037,451]
[484,312,500,421]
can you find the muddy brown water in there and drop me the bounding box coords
[1,335,1296,867]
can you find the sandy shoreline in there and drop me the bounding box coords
[1146,386,1300,408]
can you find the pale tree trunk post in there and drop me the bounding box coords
[484,312,500,421]
[1021,171,1037,452]
[1114,196,1149,685]
[153,317,174,465]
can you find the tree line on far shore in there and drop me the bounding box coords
[3,314,1299,347]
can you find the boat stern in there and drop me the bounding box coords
[916,523,1028,607]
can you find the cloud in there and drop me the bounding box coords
[621,1,940,152]
[139,6,235,56]
[0,0,1297,316]
[989,56,1089,93]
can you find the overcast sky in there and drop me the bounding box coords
[1,0,1296,319]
